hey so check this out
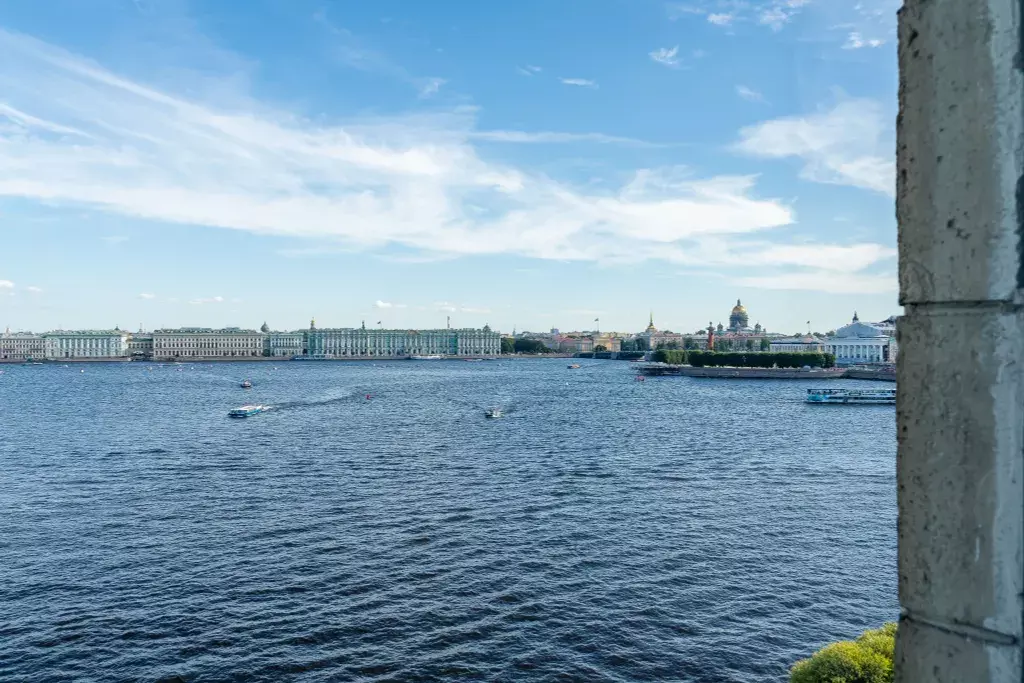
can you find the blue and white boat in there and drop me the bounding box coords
[411,355,444,360]
[806,388,895,405]
[229,404,269,418]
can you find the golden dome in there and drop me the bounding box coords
[731,299,746,314]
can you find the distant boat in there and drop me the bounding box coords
[806,388,895,405]
[567,364,581,369]
[229,405,269,418]
[484,408,503,418]
[464,358,484,362]
[411,355,444,360]
[240,380,253,388]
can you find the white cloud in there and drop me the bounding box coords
[374,300,408,309]
[843,32,885,49]
[736,85,765,103]
[0,28,896,296]
[25,285,43,293]
[0,280,13,289]
[733,99,895,196]
[139,292,156,299]
[649,46,680,67]
[560,77,597,88]
[673,0,810,31]
[419,77,445,98]
[469,130,657,146]
[188,296,224,305]
[435,302,457,313]
[516,65,542,76]
[461,306,491,314]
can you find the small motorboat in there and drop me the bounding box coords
[806,388,895,405]
[229,405,268,418]
[484,408,503,418]
[567,364,581,369]
[240,380,253,388]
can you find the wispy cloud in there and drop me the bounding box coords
[24,285,43,293]
[736,85,766,103]
[733,98,895,196]
[138,292,156,300]
[0,28,895,296]
[188,296,224,305]
[469,130,660,147]
[560,77,597,88]
[374,300,407,309]
[843,32,885,49]
[516,65,543,76]
[0,280,13,289]
[435,302,457,313]
[460,306,491,314]
[649,46,680,67]
[671,0,810,31]
[419,77,445,98]
[314,10,445,97]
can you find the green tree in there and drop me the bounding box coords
[760,338,770,352]
[790,623,895,683]
[745,339,755,351]
[500,337,515,354]
[683,337,697,350]
[513,338,549,354]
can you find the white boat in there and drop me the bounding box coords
[229,404,269,418]
[806,388,895,405]
[240,380,253,388]
[411,355,444,360]
[484,408,503,418]
[568,363,581,369]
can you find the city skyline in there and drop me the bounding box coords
[1,298,894,338]
[0,1,898,333]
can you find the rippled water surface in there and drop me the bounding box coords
[0,359,897,682]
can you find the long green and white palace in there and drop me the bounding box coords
[0,320,501,362]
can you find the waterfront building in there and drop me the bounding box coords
[770,335,826,353]
[43,330,130,360]
[127,332,154,360]
[266,330,304,357]
[152,328,265,360]
[822,313,897,365]
[304,322,500,358]
[0,329,45,361]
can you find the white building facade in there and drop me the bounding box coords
[770,336,826,353]
[153,328,264,360]
[265,331,303,357]
[0,330,45,361]
[43,331,130,359]
[304,324,500,358]
[823,313,898,365]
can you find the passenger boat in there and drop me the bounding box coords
[484,408,503,418]
[806,388,895,405]
[240,380,253,388]
[567,363,581,369]
[411,355,444,360]
[228,404,268,418]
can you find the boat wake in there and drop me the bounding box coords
[271,389,369,412]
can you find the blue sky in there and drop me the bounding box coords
[0,0,899,335]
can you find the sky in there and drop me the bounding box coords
[0,0,900,335]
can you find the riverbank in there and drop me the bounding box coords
[639,364,896,381]
[0,354,561,364]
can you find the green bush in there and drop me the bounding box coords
[791,623,896,683]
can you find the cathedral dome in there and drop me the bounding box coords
[728,299,749,330]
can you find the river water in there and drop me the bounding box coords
[0,359,897,682]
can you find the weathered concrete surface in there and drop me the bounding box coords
[897,0,1023,304]
[896,0,1024,680]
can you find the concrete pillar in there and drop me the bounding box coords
[896,0,1024,680]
